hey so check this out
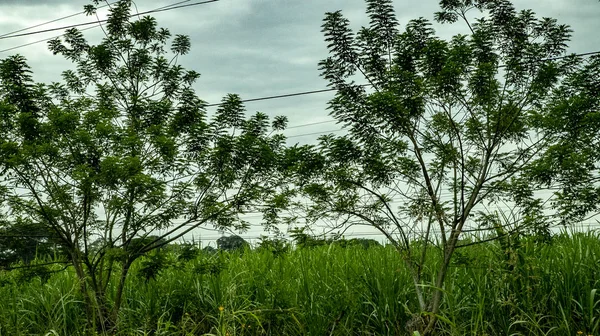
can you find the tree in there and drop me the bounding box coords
[216,234,248,251]
[0,0,287,331]
[281,0,581,333]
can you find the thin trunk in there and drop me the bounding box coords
[396,246,427,312]
[423,224,465,334]
[86,263,111,332]
[422,147,494,334]
[411,269,427,311]
[111,258,133,326]
[71,250,107,332]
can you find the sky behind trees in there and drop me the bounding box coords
[1,0,599,244]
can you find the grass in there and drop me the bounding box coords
[0,231,599,335]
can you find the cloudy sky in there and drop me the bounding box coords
[1,0,599,244]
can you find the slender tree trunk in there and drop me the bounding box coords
[400,245,430,334]
[87,269,112,333]
[70,251,108,332]
[411,271,427,312]
[111,258,133,327]
[423,233,460,335]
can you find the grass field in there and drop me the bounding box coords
[0,231,599,335]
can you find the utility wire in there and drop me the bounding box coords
[0,1,117,39]
[0,0,212,54]
[153,0,194,11]
[1,4,598,119]
[286,129,345,139]
[0,25,100,54]
[205,87,352,107]
[286,119,336,129]
[203,50,600,131]
[0,0,219,41]
[498,50,600,67]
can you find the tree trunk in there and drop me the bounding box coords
[110,259,133,328]
[422,237,459,335]
[70,251,108,332]
[87,269,112,333]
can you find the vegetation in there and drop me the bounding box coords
[0,231,598,335]
[0,0,599,335]
[217,235,249,251]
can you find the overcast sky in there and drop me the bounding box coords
[1,0,599,244]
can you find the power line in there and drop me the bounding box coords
[211,50,600,130]
[286,129,345,139]
[203,86,368,107]
[0,0,219,41]
[498,50,600,68]
[149,0,195,11]
[0,25,100,54]
[0,1,212,54]
[0,1,118,39]
[202,51,600,135]
[2,4,597,115]
[284,119,336,130]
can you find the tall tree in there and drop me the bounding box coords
[0,0,287,331]
[281,0,583,333]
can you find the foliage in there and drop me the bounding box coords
[137,250,171,282]
[0,219,63,268]
[0,0,287,330]
[526,54,600,225]
[344,237,382,249]
[175,243,199,263]
[289,227,381,249]
[288,227,328,248]
[279,0,591,333]
[216,235,249,251]
[256,236,290,256]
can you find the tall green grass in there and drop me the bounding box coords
[0,231,599,335]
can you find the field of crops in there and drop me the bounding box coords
[0,231,599,336]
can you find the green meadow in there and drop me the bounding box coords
[1,231,598,336]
